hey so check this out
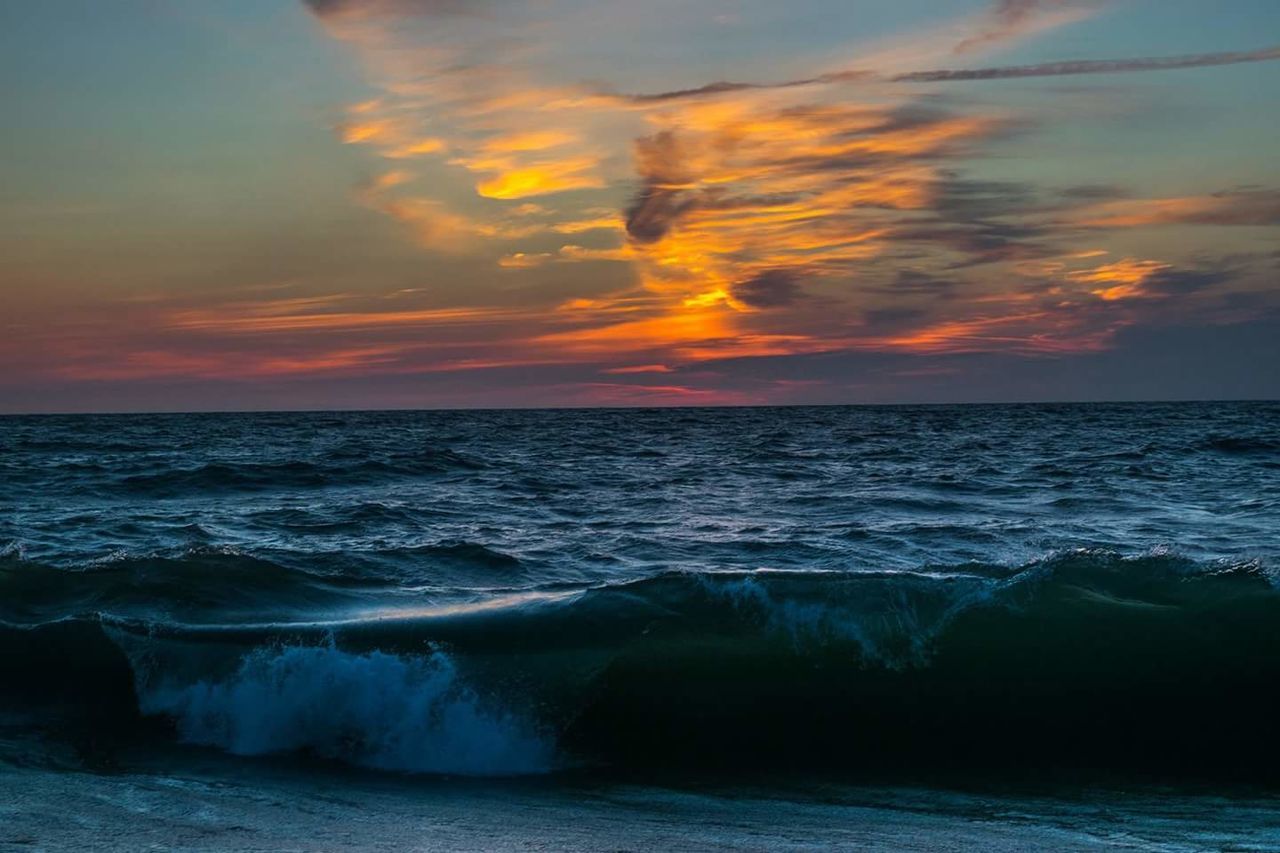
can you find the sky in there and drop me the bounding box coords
[1,0,1278,412]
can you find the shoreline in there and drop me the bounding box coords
[6,754,1280,852]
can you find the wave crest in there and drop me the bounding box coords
[7,550,1280,778]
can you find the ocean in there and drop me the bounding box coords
[2,402,1279,850]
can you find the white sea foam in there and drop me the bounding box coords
[138,644,553,776]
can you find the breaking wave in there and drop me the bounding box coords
[3,549,1279,779]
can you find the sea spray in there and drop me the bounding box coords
[137,643,553,776]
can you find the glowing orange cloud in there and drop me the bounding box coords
[601,364,674,374]
[167,301,525,334]
[473,157,606,200]
[1068,259,1169,301]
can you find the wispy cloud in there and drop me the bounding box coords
[623,45,1280,103]
[894,46,1280,82]
[303,0,479,19]
[953,0,1101,56]
[1068,189,1280,228]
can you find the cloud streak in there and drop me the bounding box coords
[894,46,1280,82]
[1068,190,1280,228]
[303,0,479,18]
[623,46,1280,104]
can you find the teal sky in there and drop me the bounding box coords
[1,0,1277,412]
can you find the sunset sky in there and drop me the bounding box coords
[2,0,1278,412]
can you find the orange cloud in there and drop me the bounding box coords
[1068,258,1169,301]
[553,214,623,234]
[479,130,580,154]
[498,252,555,269]
[52,344,415,382]
[568,382,755,407]
[601,364,674,374]
[869,310,1116,355]
[167,301,524,334]
[1070,191,1280,228]
[472,157,606,200]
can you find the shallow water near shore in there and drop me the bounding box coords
[5,732,1280,853]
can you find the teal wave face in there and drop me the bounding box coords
[4,551,1278,778]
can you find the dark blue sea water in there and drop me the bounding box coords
[2,403,1279,794]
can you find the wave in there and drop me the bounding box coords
[1199,435,1280,455]
[380,541,525,573]
[0,549,388,625]
[0,544,531,627]
[4,550,1280,779]
[115,450,486,496]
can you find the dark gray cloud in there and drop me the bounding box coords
[626,81,773,104]
[933,175,1041,219]
[623,45,1279,105]
[872,271,960,298]
[863,306,928,329]
[303,0,355,14]
[893,46,1280,83]
[625,186,695,243]
[1177,190,1280,227]
[303,0,480,18]
[1140,257,1249,298]
[620,71,873,105]
[1147,268,1235,296]
[884,216,1047,267]
[624,132,698,243]
[1058,184,1128,201]
[732,270,806,308]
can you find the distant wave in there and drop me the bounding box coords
[4,549,1279,778]
[0,543,530,626]
[115,449,487,495]
[0,548,388,625]
[1198,435,1280,455]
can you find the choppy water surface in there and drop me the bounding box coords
[1,402,1278,780]
[4,403,1278,574]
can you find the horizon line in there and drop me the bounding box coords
[2,396,1276,418]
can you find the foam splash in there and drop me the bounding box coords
[138,645,553,776]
